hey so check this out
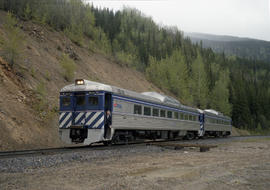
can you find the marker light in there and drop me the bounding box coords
[75,79,84,85]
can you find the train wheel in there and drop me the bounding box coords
[185,132,195,140]
[103,141,112,146]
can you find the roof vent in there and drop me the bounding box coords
[141,92,181,106]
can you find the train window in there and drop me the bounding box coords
[152,108,159,117]
[180,113,184,120]
[160,110,166,117]
[184,114,188,120]
[144,106,151,116]
[192,115,196,121]
[62,97,71,107]
[174,112,179,119]
[134,105,142,115]
[76,95,85,106]
[167,111,172,118]
[189,115,193,121]
[88,96,99,106]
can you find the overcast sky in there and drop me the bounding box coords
[86,0,270,41]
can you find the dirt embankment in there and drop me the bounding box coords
[231,127,251,136]
[0,11,161,151]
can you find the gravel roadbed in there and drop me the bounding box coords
[1,136,270,190]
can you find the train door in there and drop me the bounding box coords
[198,113,205,137]
[72,92,86,126]
[105,93,112,112]
[104,93,112,139]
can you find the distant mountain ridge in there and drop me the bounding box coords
[185,32,270,62]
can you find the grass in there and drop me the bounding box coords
[234,137,270,143]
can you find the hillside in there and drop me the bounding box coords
[0,11,161,150]
[186,32,270,62]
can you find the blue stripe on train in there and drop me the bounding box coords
[59,112,70,124]
[74,112,85,125]
[59,111,104,129]
[89,112,104,128]
[62,115,72,129]
[97,120,104,129]
[85,112,96,124]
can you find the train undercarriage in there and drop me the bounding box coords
[68,127,231,145]
[106,129,231,145]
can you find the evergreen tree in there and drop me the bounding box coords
[209,68,231,115]
[190,52,209,108]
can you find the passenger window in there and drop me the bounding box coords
[184,114,188,120]
[189,115,192,121]
[167,111,172,118]
[152,108,159,117]
[62,97,71,107]
[180,113,184,120]
[88,96,99,106]
[144,107,151,116]
[134,104,142,115]
[193,115,196,121]
[160,110,166,117]
[174,112,179,119]
[76,95,85,106]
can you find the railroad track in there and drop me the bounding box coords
[0,146,86,159]
[0,141,148,159]
[0,135,268,159]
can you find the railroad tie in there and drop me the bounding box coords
[147,143,217,152]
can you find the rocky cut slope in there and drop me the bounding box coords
[0,11,161,150]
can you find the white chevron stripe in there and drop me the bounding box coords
[65,120,72,129]
[59,112,72,128]
[85,112,100,126]
[93,116,104,128]
[85,112,92,118]
[59,112,66,122]
[75,112,84,123]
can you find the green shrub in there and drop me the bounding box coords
[33,82,47,113]
[0,12,24,67]
[64,22,84,47]
[59,54,76,82]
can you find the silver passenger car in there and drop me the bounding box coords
[59,79,231,145]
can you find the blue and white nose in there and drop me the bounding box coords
[74,112,85,125]
[85,111,104,129]
[59,112,72,128]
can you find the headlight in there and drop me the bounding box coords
[75,79,84,85]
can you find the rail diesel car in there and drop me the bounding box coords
[59,79,231,145]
